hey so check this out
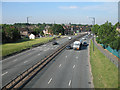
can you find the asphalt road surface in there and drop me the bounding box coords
[24,36,92,88]
[2,35,77,87]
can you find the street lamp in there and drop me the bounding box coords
[26,16,32,33]
[89,17,95,51]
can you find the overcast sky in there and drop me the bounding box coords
[2,2,118,25]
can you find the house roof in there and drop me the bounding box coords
[116,25,120,33]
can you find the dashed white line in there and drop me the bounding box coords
[66,56,67,58]
[73,65,75,69]
[48,78,52,84]
[28,53,31,55]
[38,54,41,56]
[24,61,28,63]
[47,48,49,51]
[59,64,61,67]
[1,72,8,76]
[51,48,54,50]
[76,56,78,59]
[13,59,18,62]
[68,80,71,86]
[43,45,46,46]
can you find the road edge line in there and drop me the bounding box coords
[88,39,94,88]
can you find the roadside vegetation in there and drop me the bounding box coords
[1,37,53,57]
[91,21,120,51]
[90,40,118,88]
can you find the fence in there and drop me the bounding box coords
[100,44,120,59]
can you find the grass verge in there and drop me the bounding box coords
[1,37,54,57]
[90,40,118,88]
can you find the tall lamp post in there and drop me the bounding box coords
[26,16,32,33]
[89,17,95,51]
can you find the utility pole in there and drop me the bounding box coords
[27,17,29,24]
[26,17,29,34]
[26,16,32,34]
[89,17,95,51]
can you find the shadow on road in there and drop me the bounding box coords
[80,44,89,50]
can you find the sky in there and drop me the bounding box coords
[1,2,118,25]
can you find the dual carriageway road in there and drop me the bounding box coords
[2,33,93,88]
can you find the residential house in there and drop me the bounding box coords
[116,25,120,33]
[43,25,51,35]
[19,28,30,36]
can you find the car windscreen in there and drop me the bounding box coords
[74,44,79,45]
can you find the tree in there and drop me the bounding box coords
[48,24,65,35]
[91,24,100,35]
[2,25,21,43]
[97,22,115,48]
[110,37,120,51]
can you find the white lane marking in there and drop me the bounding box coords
[59,64,61,67]
[44,48,50,51]
[38,54,41,56]
[76,56,78,59]
[73,65,75,69]
[24,61,28,63]
[66,56,67,58]
[1,72,8,76]
[13,59,18,62]
[28,53,32,55]
[48,78,52,84]
[43,45,46,46]
[68,80,71,86]
[47,48,49,51]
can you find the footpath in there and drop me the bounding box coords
[93,38,119,68]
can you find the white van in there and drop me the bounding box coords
[68,37,72,40]
[73,41,80,50]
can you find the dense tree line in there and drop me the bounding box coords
[91,21,120,51]
[2,24,21,43]
[48,24,65,35]
[2,23,90,43]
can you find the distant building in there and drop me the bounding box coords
[19,28,30,36]
[43,29,49,35]
[43,25,51,35]
[116,25,120,33]
[29,34,35,39]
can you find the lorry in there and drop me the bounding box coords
[73,39,83,50]
[73,41,81,50]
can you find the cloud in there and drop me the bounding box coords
[59,6,78,10]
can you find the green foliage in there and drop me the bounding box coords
[2,25,21,43]
[91,24,100,35]
[92,21,120,50]
[48,24,65,35]
[90,40,118,88]
[2,37,53,57]
[110,37,120,51]
[32,28,44,36]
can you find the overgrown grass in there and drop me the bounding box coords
[1,37,54,57]
[90,40,118,88]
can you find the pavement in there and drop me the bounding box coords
[1,35,76,87]
[24,36,93,88]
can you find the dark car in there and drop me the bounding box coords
[83,42,87,46]
[57,36,61,38]
[52,41,58,45]
[66,45,72,50]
